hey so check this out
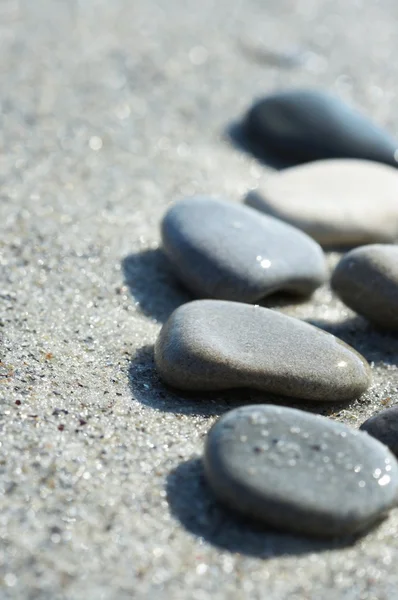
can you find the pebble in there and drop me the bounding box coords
[360,407,398,457]
[331,244,398,331]
[246,159,398,247]
[155,300,371,401]
[245,89,398,165]
[161,196,327,302]
[204,405,398,537]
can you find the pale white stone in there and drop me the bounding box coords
[246,159,398,246]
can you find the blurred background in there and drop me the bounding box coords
[1,0,397,213]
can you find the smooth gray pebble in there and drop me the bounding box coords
[332,244,398,331]
[361,406,398,457]
[155,300,371,401]
[161,196,327,302]
[204,404,398,537]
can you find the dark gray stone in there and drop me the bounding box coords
[204,405,398,537]
[245,89,398,166]
[331,245,398,331]
[360,406,398,457]
[154,300,371,401]
[161,196,327,303]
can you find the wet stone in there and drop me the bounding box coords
[246,159,398,247]
[332,244,398,331]
[360,406,398,457]
[154,300,371,401]
[245,89,398,166]
[161,196,326,303]
[204,405,398,538]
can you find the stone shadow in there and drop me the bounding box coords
[306,316,398,367]
[128,345,351,418]
[128,345,265,418]
[260,291,310,310]
[121,247,331,324]
[122,248,192,323]
[224,121,301,171]
[166,458,361,558]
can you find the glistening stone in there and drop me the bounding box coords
[204,404,398,537]
[161,196,326,302]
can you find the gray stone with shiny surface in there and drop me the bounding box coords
[155,300,371,401]
[361,407,398,457]
[332,245,398,331]
[204,405,398,537]
[161,196,327,302]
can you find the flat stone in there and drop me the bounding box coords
[246,159,398,247]
[155,300,371,401]
[161,196,326,302]
[331,245,398,331]
[360,407,398,457]
[245,89,398,165]
[204,405,398,537]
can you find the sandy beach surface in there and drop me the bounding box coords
[2,1,398,598]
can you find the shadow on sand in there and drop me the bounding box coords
[305,316,398,367]
[224,121,302,171]
[128,344,352,418]
[122,248,192,323]
[166,457,362,558]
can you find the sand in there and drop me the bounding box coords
[1,0,398,598]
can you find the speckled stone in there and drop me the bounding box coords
[246,159,398,247]
[155,300,371,401]
[204,405,398,537]
[245,89,398,165]
[332,245,398,331]
[360,407,398,457]
[161,196,327,302]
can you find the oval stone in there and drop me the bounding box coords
[245,89,398,166]
[161,197,327,302]
[154,300,371,401]
[360,407,398,457]
[246,159,398,247]
[332,245,398,331]
[204,405,398,537]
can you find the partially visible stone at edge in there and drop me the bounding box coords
[204,404,398,537]
[245,159,398,247]
[332,244,398,331]
[245,89,398,166]
[361,406,398,457]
